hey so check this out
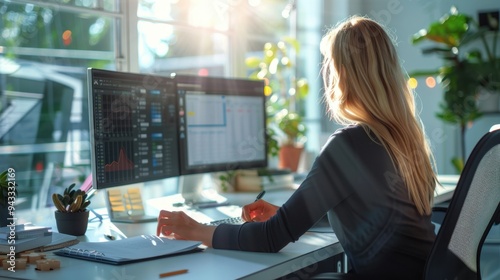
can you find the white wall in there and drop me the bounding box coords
[334,0,500,174]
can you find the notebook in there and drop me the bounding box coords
[0,232,52,254]
[36,232,79,252]
[54,235,202,265]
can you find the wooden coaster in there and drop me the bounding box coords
[2,259,9,270]
[2,258,28,270]
[15,259,27,270]
[46,259,60,269]
[35,260,51,271]
[27,253,43,264]
[34,258,60,271]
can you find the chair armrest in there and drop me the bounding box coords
[431,206,448,225]
[432,206,448,213]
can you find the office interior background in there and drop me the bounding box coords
[1,0,500,209]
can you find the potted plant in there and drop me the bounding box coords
[411,6,500,172]
[0,169,17,227]
[274,110,307,171]
[246,37,309,171]
[52,183,91,236]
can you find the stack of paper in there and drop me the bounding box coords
[0,224,53,254]
[37,232,79,252]
[0,224,51,240]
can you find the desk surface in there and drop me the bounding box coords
[0,176,458,280]
[0,229,339,280]
[434,174,459,204]
[0,192,341,280]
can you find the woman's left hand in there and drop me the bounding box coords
[156,210,216,247]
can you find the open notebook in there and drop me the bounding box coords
[54,234,202,265]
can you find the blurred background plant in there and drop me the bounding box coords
[245,37,309,161]
[411,6,500,173]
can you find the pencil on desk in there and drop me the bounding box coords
[159,269,188,278]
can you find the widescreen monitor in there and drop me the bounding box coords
[173,74,268,204]
[173,74,267,175]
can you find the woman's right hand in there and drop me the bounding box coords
[241,199,279,222]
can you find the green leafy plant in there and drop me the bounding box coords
[51,183,91,213]
[0,169,17,206]
[411,6,500,172]
[276,110,307,146]
[218,170,237,192]
[217,169,274,192]
[246,37,309,157]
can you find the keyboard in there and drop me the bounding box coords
[209,216,245,226]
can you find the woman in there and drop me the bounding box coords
[157,15,437,279]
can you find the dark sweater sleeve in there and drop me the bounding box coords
[212,129,358,252]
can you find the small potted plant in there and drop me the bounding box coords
[274,110,307,172]
[52,183,91,236]
[246,38,309,171]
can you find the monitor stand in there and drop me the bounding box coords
[179,174,228,207]
[105,187,157,223]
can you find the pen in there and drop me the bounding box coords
[104,234,116,240]
[159,269,188,278]
[254,190,266,202]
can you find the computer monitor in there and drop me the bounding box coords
[87,69,268,219]
[173,74,268,204]
[88,68,179,222]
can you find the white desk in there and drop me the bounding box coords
[0,230,339,280]
[434,174,460,204]
[0,176,458,280]
[0,192,341,280]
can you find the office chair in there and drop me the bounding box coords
[425,124,500,280]
[312,124,500,280]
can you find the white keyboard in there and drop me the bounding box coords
[209,216,245,226]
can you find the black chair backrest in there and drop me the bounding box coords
[425,125,500,280]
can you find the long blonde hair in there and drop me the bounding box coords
[320,15,436,215]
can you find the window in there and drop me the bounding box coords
[0,0,121,204]
[0,0,292,209]
[136,0,290,77]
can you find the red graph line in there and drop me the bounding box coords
[105,148,134,172]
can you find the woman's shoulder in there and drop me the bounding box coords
[333,124,363,134]
[321,125,360,151]
[329,125,369,142]
[321,124,380,153]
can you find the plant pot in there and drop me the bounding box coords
[54,210,89,236]
[278,145,303,172]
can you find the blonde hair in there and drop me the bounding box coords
[320,15,436,215]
